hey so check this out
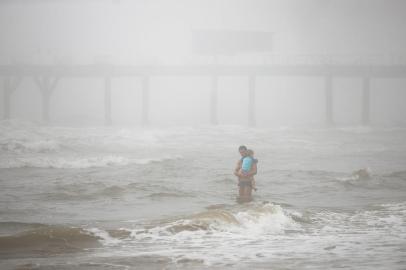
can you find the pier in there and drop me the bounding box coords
[1,64,406,126]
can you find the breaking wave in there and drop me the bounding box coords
[131,202,301,237]
[0,203,300,261]
[336,168,372,182]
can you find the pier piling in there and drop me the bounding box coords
[34,76,58,123]
[210,75,218,125]
[104,77,112,126]
[325,75,333,125]
[142,76,149,126]
[3,77,22,119]
[248,75,256,127]
[362,77,370,125]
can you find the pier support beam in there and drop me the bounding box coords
[141,76,150,126]
[325,76,333,125]
[104,77,112,126]
[248,75,256,127]
[210,76,218,125]
[362,77,370,125]
[3,77,22,119]
[34,76,58,123]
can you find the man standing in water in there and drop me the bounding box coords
[234,145,257,202]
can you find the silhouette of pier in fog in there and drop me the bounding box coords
[2,64,406,126]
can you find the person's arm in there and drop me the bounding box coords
[234,160,242,176]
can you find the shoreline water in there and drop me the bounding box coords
[0,120,405,269]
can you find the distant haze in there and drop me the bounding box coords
[1,0,405,126]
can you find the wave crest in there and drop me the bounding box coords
[336,168,371,182]
[132,203,301,238]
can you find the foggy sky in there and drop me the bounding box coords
[1,0,406,126]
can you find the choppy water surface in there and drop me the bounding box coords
[0,119,405,270]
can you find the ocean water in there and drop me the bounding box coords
[0,119,405,270]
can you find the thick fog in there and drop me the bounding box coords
[1,0,406,126]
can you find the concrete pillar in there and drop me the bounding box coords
[3,79,12,119]
[210,75,218,125]
[142,76,149,126]
[4,85,11,119]
[248,75,256,127]
[35,77,58,124]
[104,77,112,126]
[362,77,370,125]
[325,75,333,125]
[3,77,22,119]
[42,91,51,123]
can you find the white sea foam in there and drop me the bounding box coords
[0,139,60,153]
[316,201,406,235]
[119,203,302,265]
[381,201,406,212]
[335,167,372,181]
[232,203,300,235]
[86,228,122,246]
[0,155,182,169]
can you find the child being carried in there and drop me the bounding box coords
[237,149,258,191]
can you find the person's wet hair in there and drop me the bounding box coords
[239,145,247,151]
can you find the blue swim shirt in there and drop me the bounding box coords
[241,156,253,172]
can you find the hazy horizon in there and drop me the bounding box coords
[1,0,406,127]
